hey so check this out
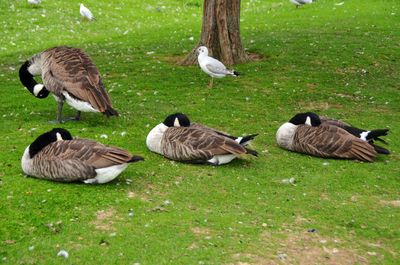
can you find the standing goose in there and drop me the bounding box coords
[21,128,143,183]
[19,46,118,123]
[146,113,257,165]
[319,115,390,154]
[276,112,378,162]
[197,46,239,88]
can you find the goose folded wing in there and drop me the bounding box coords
[320,116,351,128]
[190,123,236,140]
[293,125,376,162]
[41,139,133,169]
[46,48,112,112]
[162,127,246,161]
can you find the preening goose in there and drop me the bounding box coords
[276,112,379,162]
[146,113,257,165]
[197,46,239,88]
[319,115,390,154]
[19,46,117,122]
[21,128,143,183]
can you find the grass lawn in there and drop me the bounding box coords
[0,0,399,264]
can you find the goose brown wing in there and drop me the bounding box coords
[292,125,376,162]
[39,139,134,169]
[42,47,113,112]
[320,116,351,129]
[190,123,235,139]
[161,127,246,161]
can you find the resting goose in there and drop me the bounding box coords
[21,128,143,183]
[146,113,257,165]
[276,112,378,162]
[19,46,118,123]
[197,46,239,88]
[319,115,390,154]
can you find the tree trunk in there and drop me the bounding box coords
[180,0,249,66]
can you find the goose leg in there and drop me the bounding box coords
[75,111,81,121]
[57,101,64,123]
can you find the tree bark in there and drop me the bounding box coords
[180,0,249,66]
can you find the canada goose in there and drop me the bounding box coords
[319,115,390,154]
[197,46,239,88]
[289,0,313,8]
[80,3,95,21]
[276,112,378,162]
[19,46,118,123]
[21,128,143,183]
[146,113,257,165]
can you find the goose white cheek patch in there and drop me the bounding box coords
[56,133,63,141]
[33,84,44,96]
[174,118,181,127]
[305,116,312,126]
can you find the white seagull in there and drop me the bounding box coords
[197,46,239,88]
[80,3,95,21]
[28,0,41,5]
[289,0,313,8]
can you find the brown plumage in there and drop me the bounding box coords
[319,116,351,128]
[276,112,380,162]
[161,127,248,162]
[19,46,118,122]
[291,124,377,162]
[22,129,143,183]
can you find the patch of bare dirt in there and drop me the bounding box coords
[230,232,369,265]
[191,227,211,236]
[380,200,400,207]
[248,53,265,61]
[92,208,117,231]
[297,101,343,111]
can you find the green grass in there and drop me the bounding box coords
[0,0,399,264]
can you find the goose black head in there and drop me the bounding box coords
[19,60,50,99]
[289,112,321,126]
[29,128,73,158]
[163,113,191,127]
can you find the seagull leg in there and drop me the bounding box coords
[208,77,214,88]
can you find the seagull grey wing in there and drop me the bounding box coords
[161,127,246,162]
[205,63,232,75]
[42,47,113,112]
[320,116,351,129]
[292,125,376,162]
